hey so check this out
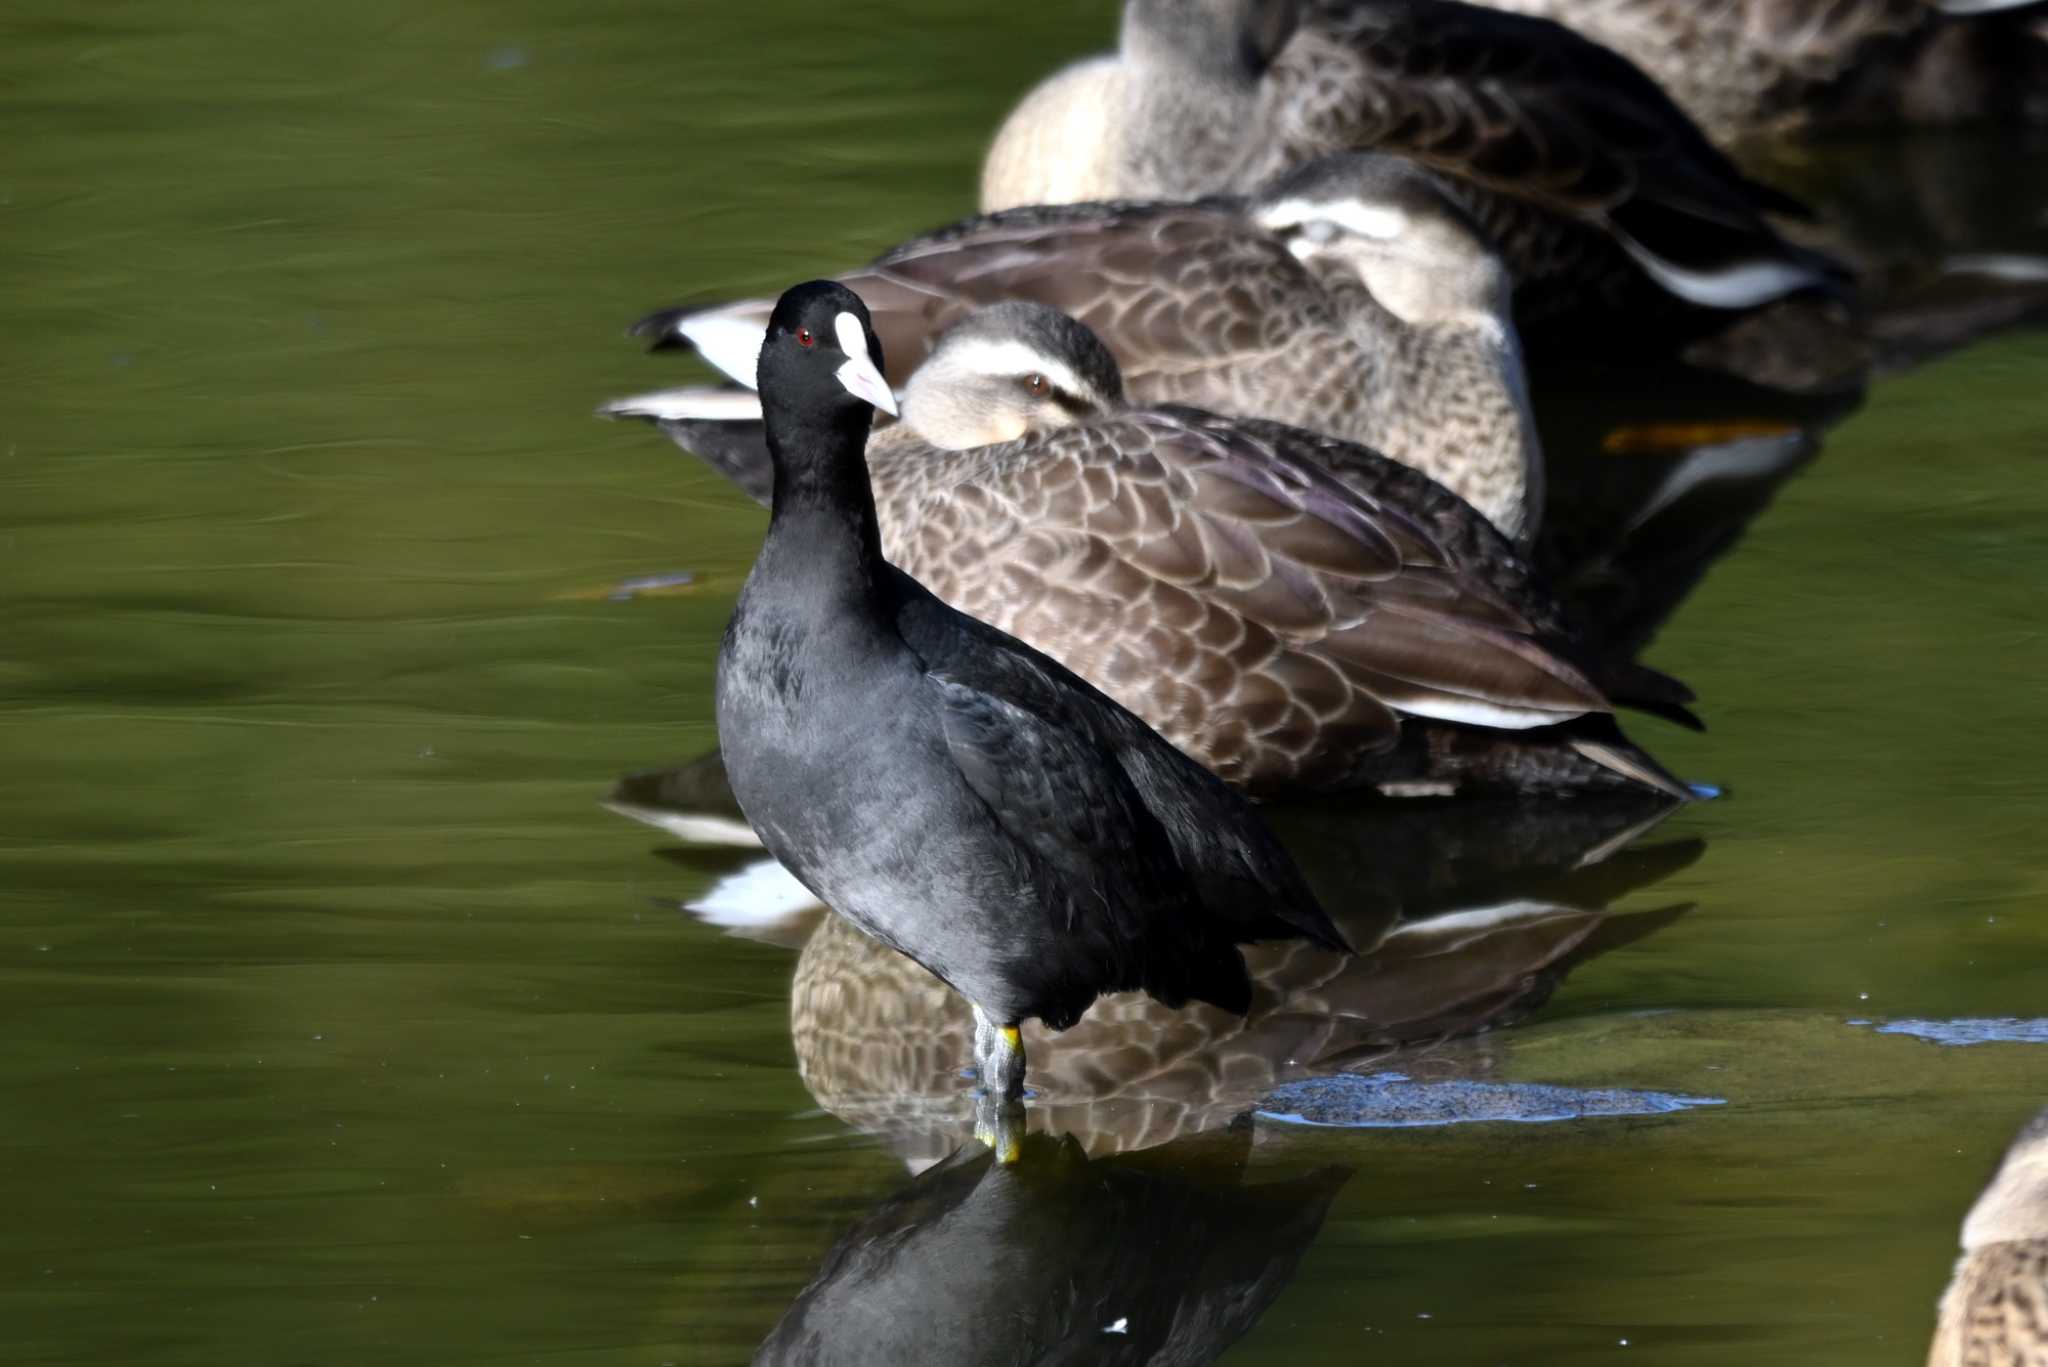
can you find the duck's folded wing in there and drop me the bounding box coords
[876,414,1613,789]
[850,202,1321,386]
[630,204,1322,392]
[1071,414,1609,723]
[1284,0,1828,294]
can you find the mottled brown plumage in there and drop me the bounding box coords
[632,155,1542,539]
[1467,0,2048,140]
[615,303,1695,798]
[782,794,1695,1160]
[863,400,1689,797]
[981,0,1839,324]
[1931,1106,2048,1367]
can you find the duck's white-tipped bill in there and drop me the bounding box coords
[832,311,899,416]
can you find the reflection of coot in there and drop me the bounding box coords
[755,1130,1348,1367]
[607,753,1701,1158]
[790,794,1699,1161]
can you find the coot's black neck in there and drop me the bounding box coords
[759,396,888,595]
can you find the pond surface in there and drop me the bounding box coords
[5,2,2048,1363]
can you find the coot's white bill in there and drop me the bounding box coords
[833,310,898,417]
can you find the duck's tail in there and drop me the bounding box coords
[598,387,774,506]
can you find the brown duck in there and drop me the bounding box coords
[979,0,1843,330]
[631,153,1541,541]
[1930,1104,2048,1367]
[607,301,1701,799]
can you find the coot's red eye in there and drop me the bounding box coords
[796,328,815,348]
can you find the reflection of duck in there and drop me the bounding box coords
[611,753,1699,1161]
[628,153,1541,539]
[755,1128,1348,1366]
[1928,1104,2048,1367]
[979,0,1837,327]
[613,302,1697,800]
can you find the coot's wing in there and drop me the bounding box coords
[930,672,1190,927]
[899,579,1342,959]
[909,612,1259,1016]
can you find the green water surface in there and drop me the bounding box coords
[5,2,2048,1363]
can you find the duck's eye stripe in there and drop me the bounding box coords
[1045,386,1098,418]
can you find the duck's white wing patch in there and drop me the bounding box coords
[602,799,764,846]
[1944,253,2048,284]
[675,301,774,387]
[1389,695,1587,730]
[1614,230,1824,310]
[686,858,823,925]
[597,387,765,422]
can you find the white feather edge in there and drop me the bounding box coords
[1943,252,2048,284]
[1381,899,1577,943]
[1614,229,1825,310]
[1936,0,2039,14]
[1389,695,1588,730]
[597,387,765,422]
[1626,431,1808,532]
[603,800,763,846]
[674,303,774,388]
[686,859,824,926]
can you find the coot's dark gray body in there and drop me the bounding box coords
[714,281,1343,1100]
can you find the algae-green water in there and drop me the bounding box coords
[5,2,2048,1362]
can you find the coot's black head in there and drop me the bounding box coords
[756,280,899,440]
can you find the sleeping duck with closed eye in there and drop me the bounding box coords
[980,0,1846,333]
[607,301,1702,801]
[629,154,1540,542]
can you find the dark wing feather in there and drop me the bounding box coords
[931,674,1189,937]
[870,411,1617,794]
[1280,0,1822,274]
[897,582,1344,960]
[846,200,1325,389]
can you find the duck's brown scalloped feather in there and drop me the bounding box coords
[1273,0,1834,292]
[871,410,1627,793]
[845,200,1336,389]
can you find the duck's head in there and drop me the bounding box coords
[757,280,898,436]
[1123,0,1301,85]
[1251,155,1514,330]
[899,303,1125,450]
[1962,1105,2048,1250]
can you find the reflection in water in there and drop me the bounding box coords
[786,798,1695,1162]
[1523,129,2048,666]
[754,1128,1347,1367]
[613,756,1699,1161]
